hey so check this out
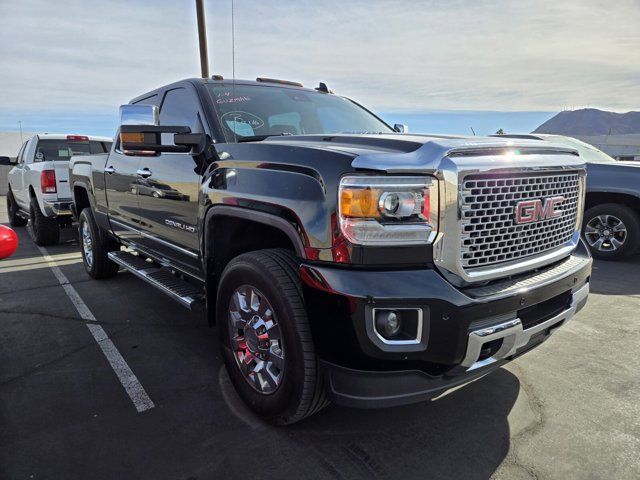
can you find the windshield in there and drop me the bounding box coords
[549,137,616,163]
[35,139,111,162]
[207,84,393,142]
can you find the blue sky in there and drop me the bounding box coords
[0,0,637,137]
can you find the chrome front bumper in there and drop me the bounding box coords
[461,282,589,371]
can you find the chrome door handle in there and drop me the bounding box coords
[105,166,116,174]
[137,168,152,178]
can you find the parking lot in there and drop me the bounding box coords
[1,195,638,480]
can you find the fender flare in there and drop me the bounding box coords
[202,205,307,260]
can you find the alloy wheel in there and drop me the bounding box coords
[584,214,627,252]
[228,285,284,394]
[81,221,94,269]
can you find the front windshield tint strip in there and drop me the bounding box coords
[207,84,392,142]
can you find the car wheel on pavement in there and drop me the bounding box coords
[216,248,329,425]
[78,208,120,279]
[28,196,59,246]
[583,203,640,260]
[6,189,27,227]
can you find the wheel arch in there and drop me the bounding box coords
[202,205,307,324]
[585,191,640,215]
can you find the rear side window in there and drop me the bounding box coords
[160,88,204,133]
[89,141,113,154]
[34,139,107,162]
[134,94,158,106]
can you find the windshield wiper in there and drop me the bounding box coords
[237,133,293,143]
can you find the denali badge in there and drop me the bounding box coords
[165,219,197,233]
[515,196,564,224]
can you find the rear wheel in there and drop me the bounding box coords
[6,189,27,227]
[28,196,59,246]
[583,203,640,260]
[216,249,329,425]
[78,209,120,279]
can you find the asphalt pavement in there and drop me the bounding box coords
[1,195,638,480]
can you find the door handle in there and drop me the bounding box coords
[105,166,116,174]
[137,168,152,178]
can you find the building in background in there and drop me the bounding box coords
[575,134,640,161]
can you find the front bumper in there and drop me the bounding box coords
[301,241,592,408]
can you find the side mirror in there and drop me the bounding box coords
[393,124,408,134]
[118,104,207,156]
[0,156,14,165]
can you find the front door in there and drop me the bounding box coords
[135,86,204,272]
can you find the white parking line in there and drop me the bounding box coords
[37,246,155,413]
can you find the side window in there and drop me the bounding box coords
[16,141,27,164]
[133,94,158,106]
[159,88,203,133]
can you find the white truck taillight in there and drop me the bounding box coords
[41,170,57,193]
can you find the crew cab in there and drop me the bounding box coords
[69,77,591,424]
[2,133,112,245]
[495,134,640,260]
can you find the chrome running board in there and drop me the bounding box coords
[108,251,204,311]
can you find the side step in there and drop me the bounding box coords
[108,251,205,311]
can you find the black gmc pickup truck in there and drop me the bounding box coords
[70,77,592,424]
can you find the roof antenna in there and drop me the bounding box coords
[231,0,237,142]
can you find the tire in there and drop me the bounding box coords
[28,196,59,246]
[6,188,27,227]
[583,203,640,260]
[216,248,329,425]
[78,208,120,279]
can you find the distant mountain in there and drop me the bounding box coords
[533,108,640,136]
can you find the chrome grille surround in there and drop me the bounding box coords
[460,172,581,269]
[432,156,586,286]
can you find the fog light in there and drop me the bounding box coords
[375,310,402,339]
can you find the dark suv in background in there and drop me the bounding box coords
[497,134,640,260]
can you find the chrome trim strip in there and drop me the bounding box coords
[110,218,199,259]
[371,308,423,345]
[433,160,587,285]
[461,282,589,370]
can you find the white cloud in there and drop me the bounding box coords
[0,0,638,114]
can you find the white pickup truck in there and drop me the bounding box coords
[1,133,112,245]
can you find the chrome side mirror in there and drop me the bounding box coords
[393,124,408,134]
[119,104,159,126]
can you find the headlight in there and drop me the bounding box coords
[338,176,438,245]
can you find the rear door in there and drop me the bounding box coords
[136,86,204,271]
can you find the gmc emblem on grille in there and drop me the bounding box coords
[515,196,565,224]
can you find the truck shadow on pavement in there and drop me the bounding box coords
[589,256,640,295]
[220,365,519,480]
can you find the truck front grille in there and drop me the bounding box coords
[460,172,581,269]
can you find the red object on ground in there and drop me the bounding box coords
[0,225,19,259]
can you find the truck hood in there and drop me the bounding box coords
[263,133,584,173]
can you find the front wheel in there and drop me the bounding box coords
[78,209,120,279]
[583,203,640,260]
[216,249,329,425]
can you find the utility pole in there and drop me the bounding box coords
[18,121,23,143]
[195,0,210,78]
